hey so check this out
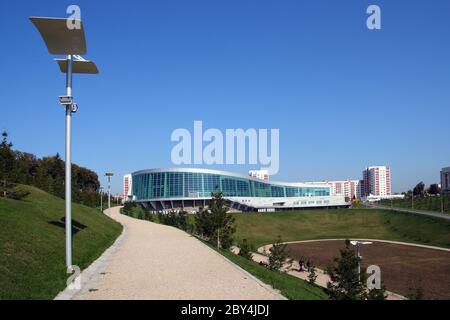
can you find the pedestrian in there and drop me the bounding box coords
[299,257,305,272]
[306,259,312,272]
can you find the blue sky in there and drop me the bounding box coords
[1,0,449,193]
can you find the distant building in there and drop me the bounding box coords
[362,165,391,197]
[441,167,450,194]
[249,169,269,181]
[130,168,347,212]
[123,174,132,202]
[307,180,364,199]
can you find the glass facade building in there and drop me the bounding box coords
[132,168,330,201]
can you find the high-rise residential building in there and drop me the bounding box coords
[362,165,391,197]
[123,174,132,201]
[441,167,450,194]
[249,169,269,181]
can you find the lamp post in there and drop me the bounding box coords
[99,186,104,212]
[350,240,373,282]
[30,16,99,271]
[105,173,114,209]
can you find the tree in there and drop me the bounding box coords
[427,184,441,195]
[268,236,289,271]
[0,131,16,196]
[210,191,235,249]
[195,191,235,249]
[238,239,254,260]
[308,265,318,285]
[326,244,367,300]
[366,284,388,300]
[413,182,425,197]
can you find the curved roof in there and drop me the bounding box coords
[131,168,327,189]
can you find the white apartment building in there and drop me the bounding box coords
[362,165,391,197]
[441,167,450,194]
[123,174,132,201]
[308,180,363,199]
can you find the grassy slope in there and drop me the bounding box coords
[0,185,122,299]
[232,209,450,249]
[379,196,450,214]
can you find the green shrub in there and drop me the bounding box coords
[238,239,254,260]
[268,236,289,271]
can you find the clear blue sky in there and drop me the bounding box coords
[1,0,449,193]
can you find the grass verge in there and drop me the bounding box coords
[0,185,122,299]
[204,241,329,300]
[379,196,450,214]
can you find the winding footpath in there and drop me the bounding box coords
[56,207,284,300]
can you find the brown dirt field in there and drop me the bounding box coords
[285,240,450,300]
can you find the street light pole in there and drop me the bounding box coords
[65,54,73,270]
[100,186,103,212]
[108,176,111,209]
[105,173,114,209]
[350,240,373,283]
[30,16,99,271]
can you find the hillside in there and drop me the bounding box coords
[380,195,450,214]
[0,185,122,299]
[232,209,450,248]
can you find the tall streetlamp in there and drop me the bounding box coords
[99,186,104,212]
[30,17,99,271]
[105,173,114,209]
[350,240,373,282]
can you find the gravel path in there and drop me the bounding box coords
[71,207,284,300]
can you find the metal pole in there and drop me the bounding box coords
[108,176,111,209]
[357,243,361,283]
[65,54,73,271]
[100,188,103,212]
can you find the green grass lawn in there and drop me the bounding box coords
[379,195,450,214]
[232,209,450,249]
[0,185,122,299]
[205,241,328,300]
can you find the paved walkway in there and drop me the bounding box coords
[60,207,284,300]
[364,202,450,221]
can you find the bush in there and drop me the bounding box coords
[122,202,135,215]
[308,265,318,285]
[268,236,289,271]
[0,181,30,200]
[238,239,254,260]
[159,211,189,230]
